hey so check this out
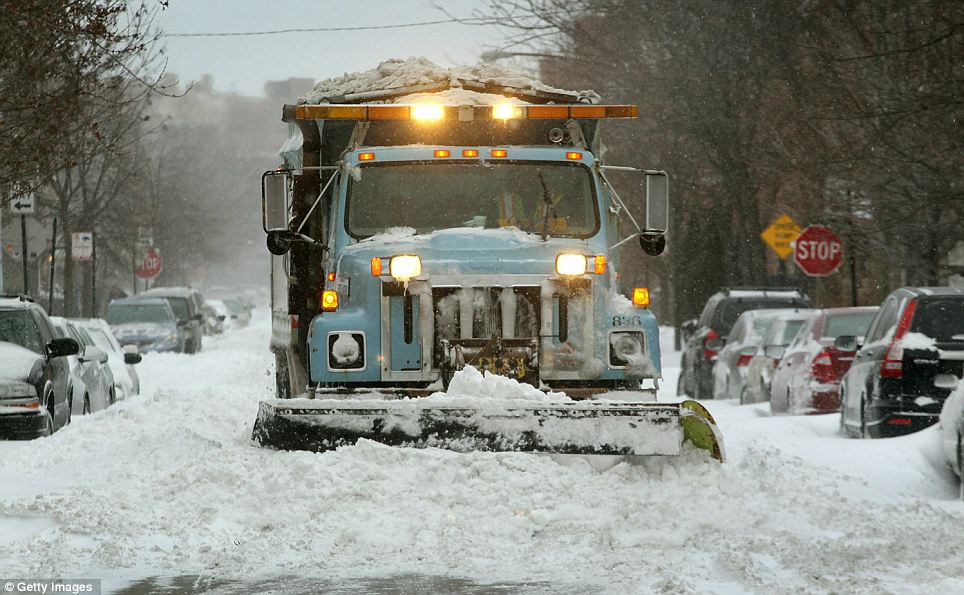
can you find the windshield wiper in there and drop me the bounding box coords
[537,171,556,242]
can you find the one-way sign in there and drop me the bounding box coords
[10,193,35,215]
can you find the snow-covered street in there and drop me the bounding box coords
[1,310,962,594]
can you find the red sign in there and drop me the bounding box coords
[793,226,843,277]
[135,247,163,280]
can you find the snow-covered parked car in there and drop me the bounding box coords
[840,287,964,438]
[769,307,878,415]
[50,317,113,415]
[742,310,814,405]
[712,308,807,400]
[73,318,141,401]
[938,378,963,498]
[106,297,184,353]
[0,297,79,438]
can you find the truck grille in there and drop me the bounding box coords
[433,286,540,342]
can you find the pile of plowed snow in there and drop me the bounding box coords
[1,311,962,593]
[300,56,599,105]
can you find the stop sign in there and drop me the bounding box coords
[793,226,843,277]
[135,247,163,280]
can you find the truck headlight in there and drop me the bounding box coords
[390,255,422,281]
[555,254,587,276]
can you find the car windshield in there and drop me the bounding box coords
[823,312,877,339]
[712,299,807,336]
[347,162,598,238]
[0,310,44,354]
[106,304,174,325]
[85,328,116,353]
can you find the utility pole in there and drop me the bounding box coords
[48,218,57,313]
[91,231,97,316]
[848,191,858,307]
[20,214,28,295]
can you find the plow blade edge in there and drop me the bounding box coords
[252,399,724,461]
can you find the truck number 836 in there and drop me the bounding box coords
[612,315,642,327]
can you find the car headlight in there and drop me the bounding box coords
[389,255,422,281]
[556,253,587,276]
[159,334,179,348]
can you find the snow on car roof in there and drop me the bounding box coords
[300,57,598,105]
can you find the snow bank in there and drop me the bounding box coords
[433,365,568,402]
[1,311,962,593]
[301,56,599,105]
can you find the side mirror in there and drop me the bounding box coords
[681,319,697,333]
[644,171,668,233]
[639,232,666,256]
[47,337,79,358]
[262,170,291,233]
[764,345,785,360]
[217,315,226,321]
[124,352,142,365]
[176,319,187,327]
[834,335,859,352]
[193,313,204,322]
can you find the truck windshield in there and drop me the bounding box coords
[347,162,598,238]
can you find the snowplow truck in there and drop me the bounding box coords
[254,76,723,461]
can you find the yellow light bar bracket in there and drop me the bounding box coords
[296,104,638,121]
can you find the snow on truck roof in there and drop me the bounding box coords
[300,57,600,106]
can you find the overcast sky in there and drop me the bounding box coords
[153,0,512,97]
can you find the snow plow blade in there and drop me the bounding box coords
[252,399,724,461]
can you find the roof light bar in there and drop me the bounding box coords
[296,104,638,121]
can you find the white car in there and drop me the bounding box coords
[938,378,963,499]
[73,319,141,402]
[50,317,113,415]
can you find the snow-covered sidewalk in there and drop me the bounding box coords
[0,312,961,593]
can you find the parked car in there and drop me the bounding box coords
[140,287,206,353]
[50,317,113,415]
[203,300,227,335]
[222,298,251,328]
[742,310,815,404]
[938,379,963,499]
[73,318,141,401]
[840,287,964,438]
[106,297,184,353]
[769,307,879,415]
[712,308,807,400]
[0,296,79,438]
[679,287,812,399]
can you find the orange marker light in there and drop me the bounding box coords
[321,290,339,312]
[594,255,606,275]
[632,287,650,308]
[358,152,375,161]
[566,152,583,160]
[462,149,479,158]
[326,272,336,282]
[434,149,451,158]
[490,149,508,158]
[370,257,383,276]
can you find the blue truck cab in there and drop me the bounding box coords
[263,85,668,398]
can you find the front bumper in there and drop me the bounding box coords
[0,410,48,440]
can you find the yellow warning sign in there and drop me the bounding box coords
[760,214,801,260]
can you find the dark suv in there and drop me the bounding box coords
[840,287,964,438]
[139,287,206,353]
[0,296,80,439]
[679,287,812,399]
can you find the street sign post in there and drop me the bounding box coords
[10,193,35,215]
[793,226,843,277]
[760,214,801,260]
[135,246,163,280]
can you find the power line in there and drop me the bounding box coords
[161,17,490,38]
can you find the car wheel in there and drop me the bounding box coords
[83,393,91,414]
[109,387,115,406]
[676,370,686,396]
